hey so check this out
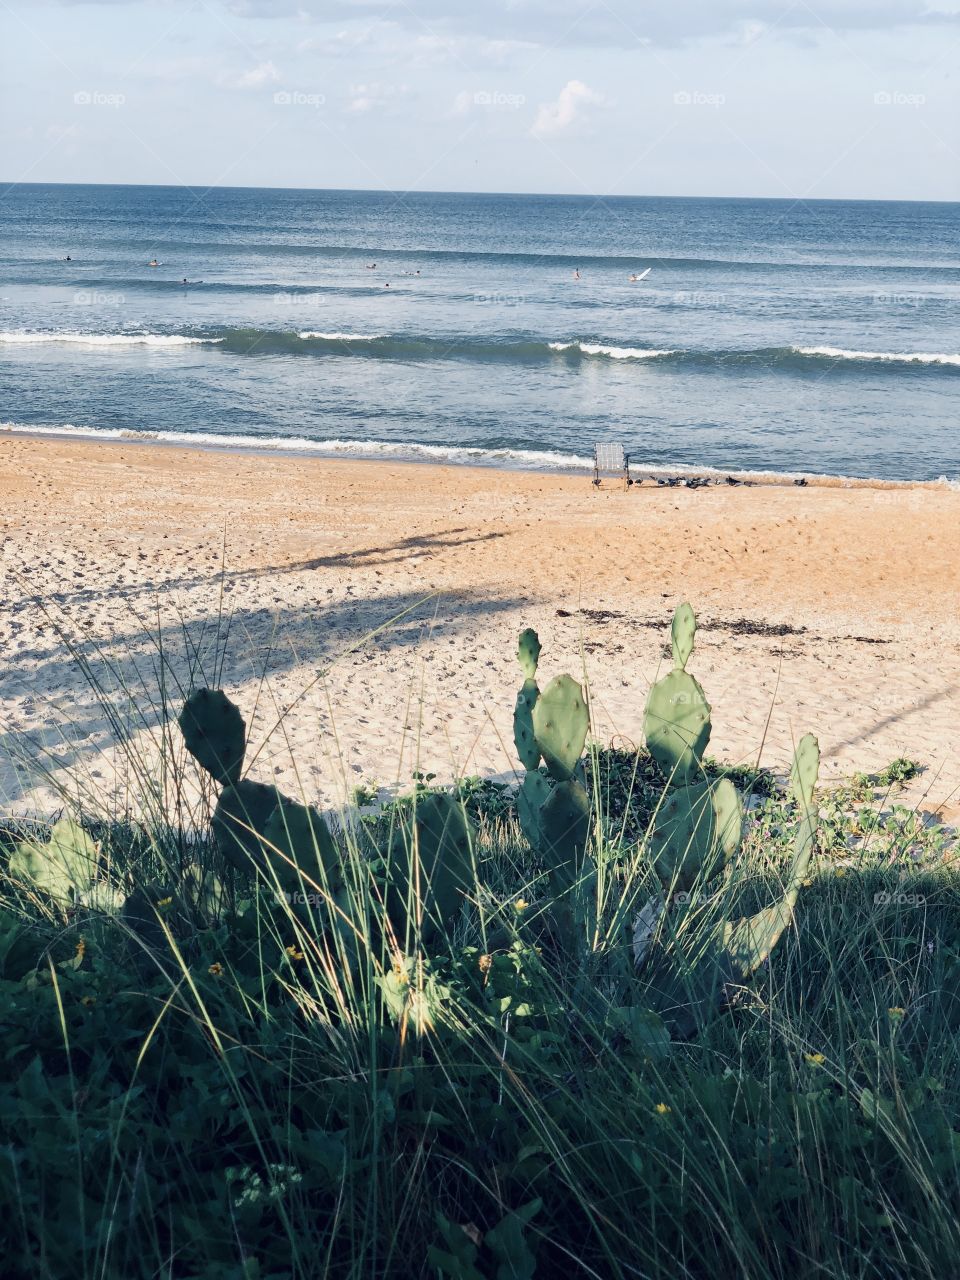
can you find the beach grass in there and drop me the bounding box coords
[1,605,958,1280]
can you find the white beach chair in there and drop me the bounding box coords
[592,442,633,490]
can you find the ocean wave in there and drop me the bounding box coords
[297,330,385,341]
[794,345,960,367]
[549,340,674,360]
[3,327,958,374]
[0,330,218,347]
[0,421,593,471]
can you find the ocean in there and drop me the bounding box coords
[1,183,958,482]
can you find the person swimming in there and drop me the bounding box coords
[573,268,581,280]
[365,262,376,269]
[148,259,160,267]
[64,255,72,261]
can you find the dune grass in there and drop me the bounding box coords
[0,607,958,1280]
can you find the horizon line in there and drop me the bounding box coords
[3,179,958,207]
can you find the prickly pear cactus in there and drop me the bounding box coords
[531,674,589,782]
[648,777,742,890]
[8,818,99,906]
[213,779,284,873]
[386,792,476,942]
[517,628,542,681]
[516,769,552,850]
[263,797,339,895]
[671,602,697,670]
[722,735,820,979]
[539,778,591,896]
[644,670,711,784]
[179,688,246,786]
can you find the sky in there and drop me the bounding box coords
[2,0,959,200]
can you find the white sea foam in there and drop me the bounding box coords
[0,422,593,471]
[795,345,960,367]
[3,421,956,488]
[548,340,674,360]
[0,331,217,347]
[297,331,384,341]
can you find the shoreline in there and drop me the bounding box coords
[2,422,957,492]
[2,431,960,822]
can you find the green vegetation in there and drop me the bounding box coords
[0,605,958,1279]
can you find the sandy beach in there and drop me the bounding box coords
[2,433,958,822]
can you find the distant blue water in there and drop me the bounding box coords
[1,183,958,480]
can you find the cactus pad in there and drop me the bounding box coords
[790,733,820,811]
[671,603,697,671]
[514,678,542,771]
[263,798,339,893]
[644,669,711,782]
[212,779,282,873]
[532,674,589,781]
[540,777,591,895]
[517,628,542,681]
[648,779,739,889]
[179,688,246,786]
[517,769,552,850]
[8,818,99,906]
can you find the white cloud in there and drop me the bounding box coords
[347,81,409,112]
[531,80,606,138]
[217,60,281,90]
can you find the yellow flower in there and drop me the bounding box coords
[286,945,304,961]
[888,1007,905,1019]
[804,1052,826,1065]
[208,962,224,977]
[835,868,846,879]
[514,898,529,913]
[654,1103,671,1115]
[478,953,493,974]
[81,995,96,1007]
[157,896,173,909]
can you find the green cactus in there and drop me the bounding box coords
[262,798,339,896]
[648,777,742,890]
[517,627,542,681]
[7,818,99,906]
[790,732,819,811]
[671,602,697,671]
[514,680,541,772]
[213,779,284,873]
[644,669,712,784]
[386,792,476,942]
[531,674,589,782]
[644,604,712,783]
[540,778,591,895]
[516,769,552,850]
[179,688,246,786]
[722,736,820,978]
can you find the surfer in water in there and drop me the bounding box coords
[148,259,160,267]
[573,268,581,280]
[64,255,72,261]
